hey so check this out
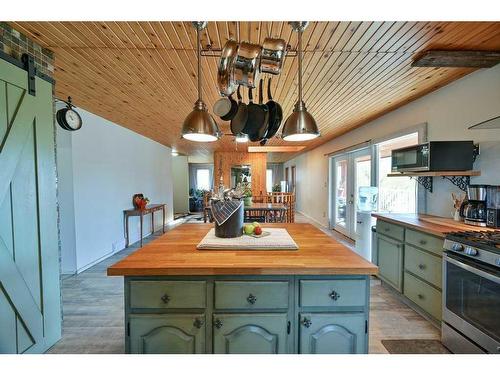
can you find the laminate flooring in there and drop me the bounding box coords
[47,214,440,354]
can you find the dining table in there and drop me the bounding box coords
[204,202,287,223]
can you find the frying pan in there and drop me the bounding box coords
[244,87,268,142]
[263,77,283,139]
[230,86,248,135]
[213,94,237,120]
[256,78,270,141]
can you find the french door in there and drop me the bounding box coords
[331,148,373,239]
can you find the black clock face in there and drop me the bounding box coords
[57,107,82,131]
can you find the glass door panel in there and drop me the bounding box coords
[353,152,372,233]
[333,156,349,235]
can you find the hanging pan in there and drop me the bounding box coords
[256,78,270,141]
[213,94,238,121]
[244,87,268,142]
[230,85,248,135]
[263,77,283,139]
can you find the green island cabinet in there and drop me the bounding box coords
[124,275,370,354]
[375,219,443,322]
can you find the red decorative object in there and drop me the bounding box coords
[132,193,150,210]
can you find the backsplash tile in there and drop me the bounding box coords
[0,22,54,78]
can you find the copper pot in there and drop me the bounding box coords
[233,42,262,88]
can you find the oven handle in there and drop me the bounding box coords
[445,254,500,284]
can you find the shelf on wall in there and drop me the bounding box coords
[387,171,481,193]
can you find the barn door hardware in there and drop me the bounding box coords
[21,53,36,96]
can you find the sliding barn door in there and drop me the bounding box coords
[0,58,61,353]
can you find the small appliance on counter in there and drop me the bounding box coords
[391,141,475,172]
[487,185,500,228]
[461,185,488,227]
[442,230,500,353]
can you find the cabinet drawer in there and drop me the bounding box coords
[214,281,289,309]
[404,272,442,320]
[130,281,206,309]
[404,245,442,289]
[405,229,444,256]
[299,279,366,307]
[376,220,404,242]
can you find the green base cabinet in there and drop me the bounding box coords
[376,234,404,292]
[125,275,370,354]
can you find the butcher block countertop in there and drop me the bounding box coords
[107,223,378,276]
[372,213,492,238]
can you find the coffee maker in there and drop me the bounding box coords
[461,185,488,227]
[486,185,500,228]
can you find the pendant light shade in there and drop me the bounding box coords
[282,22,320,142]
[181,22,220,142]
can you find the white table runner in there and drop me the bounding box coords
[197,228,298,250]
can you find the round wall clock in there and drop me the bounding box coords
[56,97,83,131]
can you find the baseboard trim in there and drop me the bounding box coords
[296,210,328,229]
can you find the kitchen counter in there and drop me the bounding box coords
[109,223,377,354]
[107,223,378,276]
[371,213,491,238]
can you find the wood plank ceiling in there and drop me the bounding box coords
[10,21,500,162]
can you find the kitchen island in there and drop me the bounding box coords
[108,223,377,354]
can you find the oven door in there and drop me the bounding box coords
[391,144,430,172]
[443,252,500,353]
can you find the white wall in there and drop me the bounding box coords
[57,107,174,274]
[285,65,500,227]
[172,155,189,214]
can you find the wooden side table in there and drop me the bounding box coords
[124,204,166,248]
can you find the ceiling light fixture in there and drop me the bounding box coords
[282,22,320,142]
[181,22,221,142]
[235,133,249,143]
[171,150,179,156]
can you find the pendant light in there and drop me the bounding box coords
[181,22,221,142]
[282,22,320,142]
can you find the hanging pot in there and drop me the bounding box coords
[260,37,287,75]
[230,85,248,135]
[263,77,283,139]
[213,94,238,121]
[233,42,262,88]
[217,40,239,96]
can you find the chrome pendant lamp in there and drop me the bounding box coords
[282,22,320,142]
[181,22,221,142]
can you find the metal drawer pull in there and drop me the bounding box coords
[193,318,204,329]
[328,290,340,301]
[301,317,312,328]
[417,294,424,300]
[384,227,390,232]
[246,293,257,304]
[161,294,170,304]
[419,239,427,245]
[418,264,426,270]
[214,319,223,329]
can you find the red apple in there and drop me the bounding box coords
[254,226,262,235]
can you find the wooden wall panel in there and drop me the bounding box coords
[213,151,267,196]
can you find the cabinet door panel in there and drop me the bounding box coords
[213,313,287,354]
[299,313,366,354]
[129,314,205,354]
[377,234,404,291]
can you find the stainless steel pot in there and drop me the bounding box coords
[217,40,239,96]
[260,37,287,75]
[467,185,488,201]
[233,42,262,88]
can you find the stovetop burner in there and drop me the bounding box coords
[446,230,500,252]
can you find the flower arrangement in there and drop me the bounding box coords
[133,194,150,210]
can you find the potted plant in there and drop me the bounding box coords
[243,184,252,207]
[272,183,281,192]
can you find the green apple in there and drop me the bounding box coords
[252,222,261,228]
[244,224,255,235]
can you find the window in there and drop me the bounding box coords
[377,132,419,213]
[266,169,273,192]
[196,169,210,191]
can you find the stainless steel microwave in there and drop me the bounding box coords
[391,141,474,172]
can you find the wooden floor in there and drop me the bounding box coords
[47,214,440,354]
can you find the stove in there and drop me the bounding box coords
[442,230,500,354]
[443,230,500,268]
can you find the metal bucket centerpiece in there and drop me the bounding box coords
[210,182,247,238]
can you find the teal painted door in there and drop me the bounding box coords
[377,234,404,292]
[0,58,61,353]
[299,313,366,354]
[213,313,288,354]
[129,314,205,354]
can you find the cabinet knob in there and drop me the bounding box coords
[419,239,427,245]
[301,317,312,328]
[329,290,340,301]
[247,293,257,305]
[418,264,426,270]
[161,294,170,304]
[214,318,223,329]
[384,227,390,232]
[417,294,424,300]
[193,318,204,329]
